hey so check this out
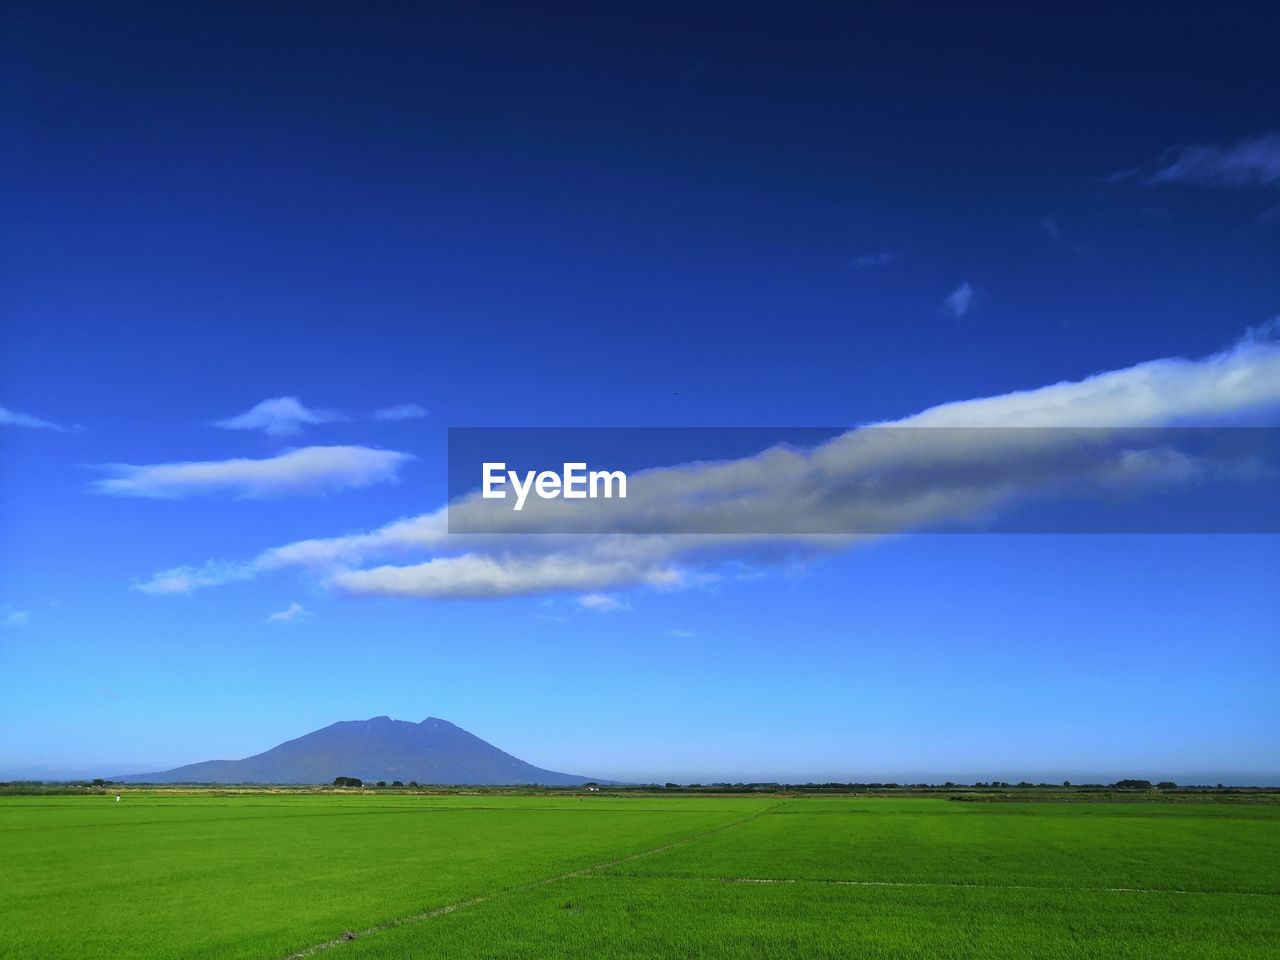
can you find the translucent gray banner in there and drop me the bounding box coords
[447,427,1280,534]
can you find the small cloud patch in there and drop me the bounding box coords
[850,251,895,270]
[213,397,345,437]
[266,602,312,624]
[1,605,30,628]
[577,593,630,613]
[374,403,428,422]
[944,281,979,318]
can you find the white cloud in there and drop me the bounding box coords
[329,555,678,600]
[1038,218,1061,241]
[1,605,30,628]
[944,281,977,317]
[851,251,895,270]
[1147,133,1280,189]
[96,446,413,500]
[374,403,429,421]
[577,593,630,613]
[265,601,312,624]
[666,628,697,638]
[133,561,256,596]
[134,328,1280,601]
[212,397,345,436]
[1,406,66,431]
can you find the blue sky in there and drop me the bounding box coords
[2,4,1278,783]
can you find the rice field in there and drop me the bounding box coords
[4,793,1278,959]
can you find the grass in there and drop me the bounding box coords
[3,792,1277,959]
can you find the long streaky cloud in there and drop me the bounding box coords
[135,327,1280,600]
[1,405,67,431]
[97,446,413,500]
[1140,133,1280,189]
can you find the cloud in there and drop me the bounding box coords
[133,561,256,595]
[329,554,679,600]
[265,601,312,624]
[665,628,697,638]
[944,281,977,317]
[134,328,1280,601]
[851,251,895,270]
[212,397,345,436]
[1,605,30,628]
[1,406,67,431]
[1138,133,1280,189]
[374,403,429,421]
[96,446,413,500]
[1038,218,1061,241]
[577,593,630,613]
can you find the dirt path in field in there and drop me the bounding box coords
[279,800,788,959]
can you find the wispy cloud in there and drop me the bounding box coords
[1,605,30,628]
[134,327,1280,602]
[1122,133,1280,189]
[1038,217,1061,241]
[944,281,978,317]
[577,593,630,613]
[850,251,895,270]
[265,601,312,624]
[212,397,346,437]
[374,403,428,422]
[133,561,256,596]
[213,396,429,434]
[96,446,413,500]
[665,628,697,638]
[1,406,68,431]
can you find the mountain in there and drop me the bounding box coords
[115,716,598,786]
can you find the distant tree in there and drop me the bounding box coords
[375,780,387,788]
[333,776,363,788]
[1156,781,1177,790]
[664,782,681,790]
[391,780,404,787]
[1063,781,1071,787]
[92,778,107,786]
[583,781,599,789]
[408,781,419,788]
[1114,779,1153,790]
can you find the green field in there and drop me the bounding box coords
[4,793,1278,959]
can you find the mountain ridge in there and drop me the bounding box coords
[115,716,600,786]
